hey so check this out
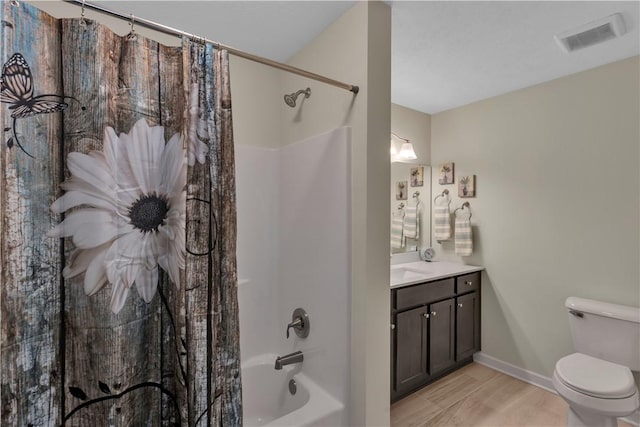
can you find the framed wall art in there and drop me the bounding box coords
[438,162,454,185]
[410,166,424,187]
[396,181,408,200]
[458,175,476,197]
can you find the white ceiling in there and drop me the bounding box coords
[391,1,640,114]
[36,1,640,115]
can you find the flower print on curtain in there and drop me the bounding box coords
[48,119,187,314]
[0,2,241,426]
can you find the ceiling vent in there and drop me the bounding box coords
[555,13,626,53]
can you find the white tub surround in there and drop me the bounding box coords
[236,127,351,425]
[242,354,344,427]
[390,261,484,289]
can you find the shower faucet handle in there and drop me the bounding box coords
[286,318,303,339]
[286,308,310,339]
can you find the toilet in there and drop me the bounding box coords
[552,297,640,427]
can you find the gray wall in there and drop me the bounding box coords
[430,56,640,378]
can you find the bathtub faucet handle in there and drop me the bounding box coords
[286,317,303,339]
[286,308,310,339]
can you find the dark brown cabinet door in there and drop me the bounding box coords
[456,292,480,361]
[391,315,395,399]
[429,298,455,375]
[395,305,429,394]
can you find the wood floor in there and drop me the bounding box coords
[391,362,633,427]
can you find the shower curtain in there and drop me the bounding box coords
[0,3,241,426]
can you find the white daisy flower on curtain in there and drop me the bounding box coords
[188,82,209,166]
[49,118,187,313]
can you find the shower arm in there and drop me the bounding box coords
[292,89,310,99]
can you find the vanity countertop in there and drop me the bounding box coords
[390,261,484,289]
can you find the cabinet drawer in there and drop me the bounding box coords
[456,272,480,294]
[396,278,455,310]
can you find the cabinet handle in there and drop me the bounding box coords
[431,311,437,317]
[458,303,463,308]
[391,324,395,330]
[466,281,473,286]
[422,313,429,318]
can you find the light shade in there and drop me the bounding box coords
[398,142,417,160]
[391,132,418,162]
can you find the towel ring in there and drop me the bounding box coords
[412,191,421,208]
[433,189,450,205]
[454,202,472,219]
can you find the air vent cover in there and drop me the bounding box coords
[555,13,626,52]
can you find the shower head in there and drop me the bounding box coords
[284,88,311,107]
[284,93,297,108]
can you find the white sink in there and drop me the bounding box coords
[390,267,430,286]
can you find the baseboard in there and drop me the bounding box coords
[473,352,556,394]
[473,352,640,426]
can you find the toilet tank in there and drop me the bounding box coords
[566,297,640,370]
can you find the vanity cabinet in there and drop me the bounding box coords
[456,291,480,361]
[395,306,429,394]
[391,271,481,402]
[429,298,455,374]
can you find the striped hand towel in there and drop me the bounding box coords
[403,205,419,239]
[434,199,451,241]
[455,218,473,256]
[391,215,405,249]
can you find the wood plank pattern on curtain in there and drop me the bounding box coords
[0,3,241,426]
[0,4,64,425]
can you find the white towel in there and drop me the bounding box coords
[455,218,473,256]
[434,198,451,241]
[391,214,405,249]
[403,205,419,239]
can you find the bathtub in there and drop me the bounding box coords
[242,354,344,427]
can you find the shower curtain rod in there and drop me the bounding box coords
[61,0,359,94]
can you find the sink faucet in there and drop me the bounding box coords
[274,351,304,370]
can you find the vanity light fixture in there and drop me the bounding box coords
[391,132,417,162]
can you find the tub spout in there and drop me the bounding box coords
[274,351,303,370]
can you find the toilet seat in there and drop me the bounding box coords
[555,353,636,399]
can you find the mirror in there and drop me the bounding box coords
[391,163,431,253]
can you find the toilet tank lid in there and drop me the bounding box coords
[566,297,640,323]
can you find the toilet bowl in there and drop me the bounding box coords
[552,297,640,427]
[552,353,639,427]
